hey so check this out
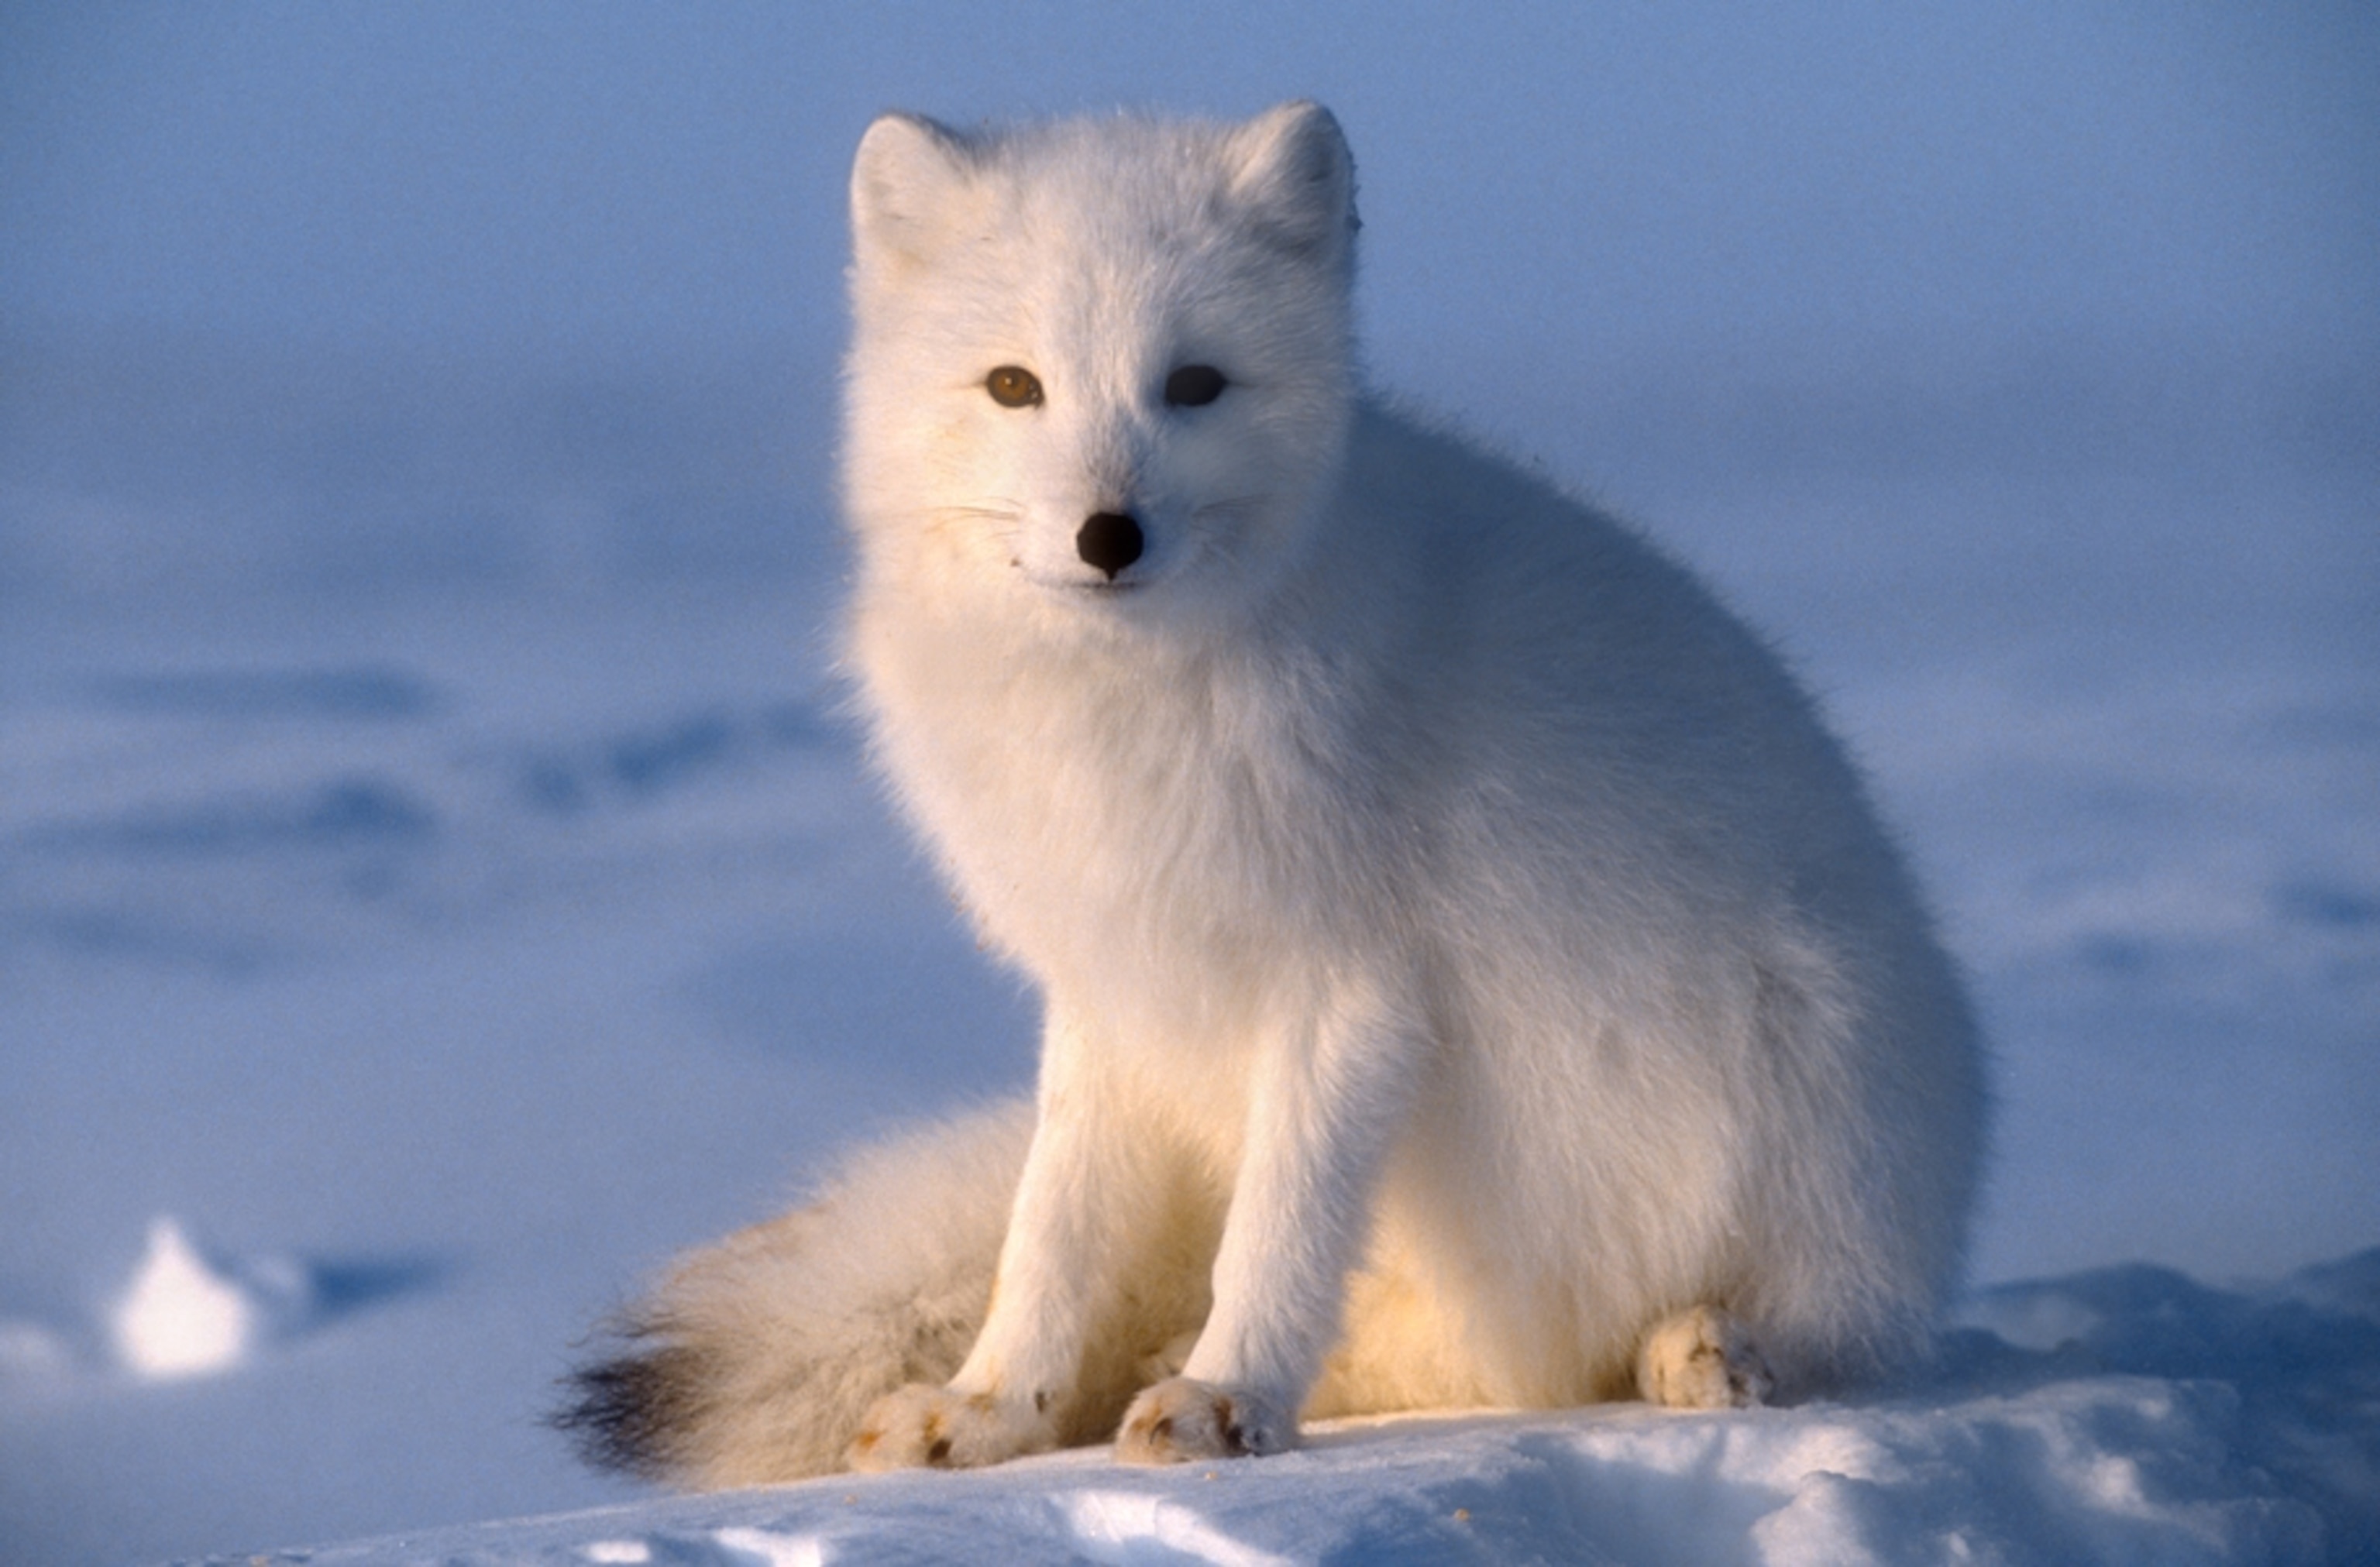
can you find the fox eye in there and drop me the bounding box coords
[1164,364,1227,407]
[985,366,1044,408]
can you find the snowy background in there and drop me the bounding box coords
[2,4,2375,1563]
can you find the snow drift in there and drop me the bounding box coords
[184,1248,2379,1565]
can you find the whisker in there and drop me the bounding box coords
[1188,496,1267,520]
[921,500,1027,545]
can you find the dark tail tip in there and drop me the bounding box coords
[549,1342,698,1481]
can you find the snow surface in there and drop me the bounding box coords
[146,1249,2380,1565]
[4,5,2376,1565]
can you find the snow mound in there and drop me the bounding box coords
[112,1217,317,1381]
[191,1250,2380,1567]
[172,1384,2322,1565]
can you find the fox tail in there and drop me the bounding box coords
[554,1101,1031,1488]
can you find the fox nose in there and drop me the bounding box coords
[1075,511,1144,579]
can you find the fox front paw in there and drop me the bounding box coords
[847,1383,1058,1472]
[1635,1304,1773,1410]
[1115,1376,1292,1465]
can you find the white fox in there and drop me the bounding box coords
[559,101,1986,1486]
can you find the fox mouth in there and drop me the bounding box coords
[1054,575,1150,604]
[1009,558,1147,594]
[1011,560,1150,595]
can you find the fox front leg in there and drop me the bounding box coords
[848,1008,1141,1472]
[1116,978,1424,1464]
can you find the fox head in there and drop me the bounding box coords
[842,102,1359,634]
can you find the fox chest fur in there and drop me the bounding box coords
[850,559,1426,1067]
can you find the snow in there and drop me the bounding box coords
[42,1253,2354,1565]
[110,1218,316,1382]
[153,1267,2380,1562]
[3,5,2375,1565]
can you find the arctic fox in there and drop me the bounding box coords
[559,101,1986,1486]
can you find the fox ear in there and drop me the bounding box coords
[851,112,978,266]
[1226,101,1357,264]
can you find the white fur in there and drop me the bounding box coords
[570,101,1986,1486]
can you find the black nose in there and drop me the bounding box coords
[1075,511,1144,579]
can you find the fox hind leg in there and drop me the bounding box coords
[1635,1304,1773,1410]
